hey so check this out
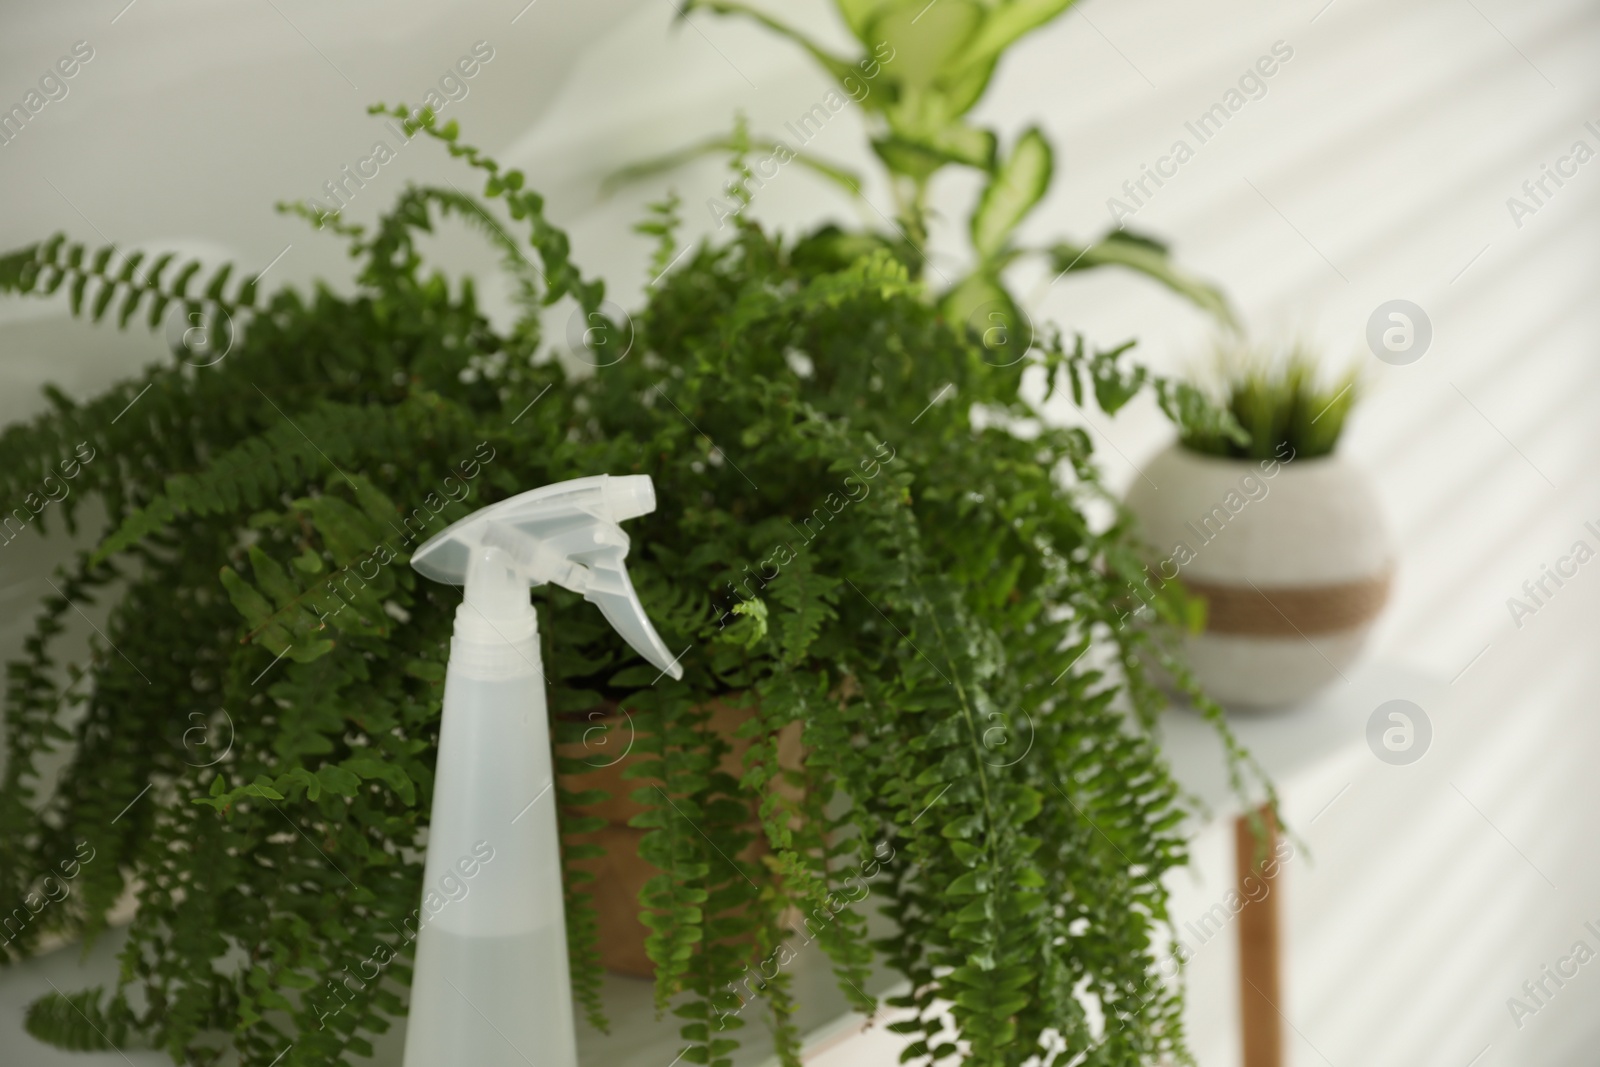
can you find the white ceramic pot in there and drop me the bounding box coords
[1123,443,1393,709]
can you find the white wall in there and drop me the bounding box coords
[3,0,1599,1064]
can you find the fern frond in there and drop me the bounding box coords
[0,233,259,336]
[92,394,476,563]
[24,987,147,1051]
[368,103,605,313]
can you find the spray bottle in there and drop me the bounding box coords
[401,474,682,1067]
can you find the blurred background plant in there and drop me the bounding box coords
[613,0,1237,356]
[1179,343,1361,461]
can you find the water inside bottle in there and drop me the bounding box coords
[402,923,577,1066]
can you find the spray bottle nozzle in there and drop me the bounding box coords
[411,475,682,679]
[602,475,656,522]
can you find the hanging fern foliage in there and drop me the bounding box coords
[0,110,1267,1067]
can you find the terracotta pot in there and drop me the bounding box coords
[563,824,658,976]
[556,697,803,976]
[1123,444,1393,708]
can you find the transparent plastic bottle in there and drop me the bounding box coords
[402,549,577,1067]
[401,477,682,1066]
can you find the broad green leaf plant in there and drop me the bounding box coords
[625,0,1236,350]
[0,76,1264,1067]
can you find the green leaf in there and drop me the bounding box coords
[171,260,202,298]
[345,756,416,805]
[946,869,988,894]
[116,285,145,329]
[835,0,896,37]
[1049,227,1235,326]
[949,839,983,866]
[145,251,176,285]
[865,0,983,91]
[69,272,87,316]
[219,566,275,627]
[248,545,300,609]
[604,136,863,200]
[277,767,322,801]
[24,988,142,1051]
[317,765,361,797]
[939,272,1032,363]
[871,126,996,180]
[971,127,1052,262]
[951,0,1080,73]
[204,263,233,302]
[300,493,386,565]
[405,659,445,682]
[936,55,1000,118]
[941,813,984,839]
[243,776,284,800]
[719,596,769,651]
[685,1,858,84]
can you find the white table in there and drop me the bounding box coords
[1159,661,1442,817]
[1158,661,1447,1067]
[0,922,897,1066]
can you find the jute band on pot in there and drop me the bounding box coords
[1182,570,1393,637]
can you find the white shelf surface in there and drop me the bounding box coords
[1159,660,1450,818]
[0,922,900,1066]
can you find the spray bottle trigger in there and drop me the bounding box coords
[410,474,683,679]
[481,521,595,594]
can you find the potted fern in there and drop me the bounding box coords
[1124,347,1393,708]
[0,4,1274,1065]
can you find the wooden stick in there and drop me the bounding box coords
[1235,805,1282,1067]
